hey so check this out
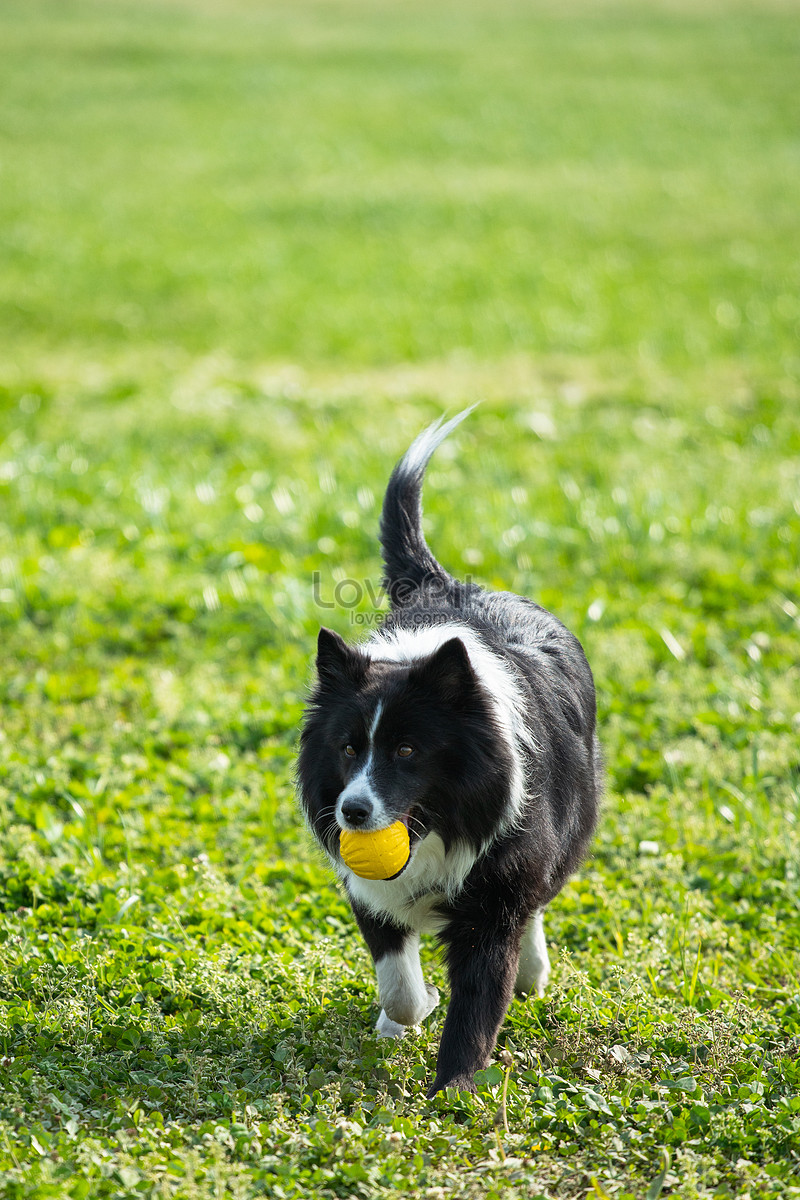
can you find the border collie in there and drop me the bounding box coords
[297,409,601,1095]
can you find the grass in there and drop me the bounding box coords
[2,0,799,367]
[0,0,799,1197]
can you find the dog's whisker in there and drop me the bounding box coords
[318,814,343,850]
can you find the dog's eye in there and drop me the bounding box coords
[396,744,414,758]
[344,744,357,757]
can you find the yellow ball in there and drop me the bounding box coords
[339,821,410,880]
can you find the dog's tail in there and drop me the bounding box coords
[379,405,476,607]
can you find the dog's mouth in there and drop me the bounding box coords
[333,804,427,881]
[382,805,425,880]
[399,804,425,850]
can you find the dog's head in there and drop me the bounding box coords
[297,627,515,870]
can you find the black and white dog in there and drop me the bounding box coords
[297,409,600,1095]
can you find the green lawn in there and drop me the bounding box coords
[1,0,799,1197]
[2,0,799,367]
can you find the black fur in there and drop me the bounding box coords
[297,411,601,1095]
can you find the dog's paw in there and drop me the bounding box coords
[515,970,550,999]
[421,983,440,1020]
[376,983,439,1037]
[426,1071,477,1098]
[375,1009,406,1039]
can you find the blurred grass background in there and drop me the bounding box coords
[2,0,799,368]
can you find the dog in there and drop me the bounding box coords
[297,408,601,1095]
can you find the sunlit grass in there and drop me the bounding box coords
[1,361,799,1197]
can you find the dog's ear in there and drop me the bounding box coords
[316,627,368,688]
[409,637,476,700]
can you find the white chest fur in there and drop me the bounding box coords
[335,833,479,933]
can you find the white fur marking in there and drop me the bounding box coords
[336,753,392,831]
[365,622,538,833]
[374,934,439,1028]
[397,405,477,480]
[368,700,384,739]
[375,1010,406,1039]
[341,832,479,931]
[515,909,550,998]
[336,699,394,830]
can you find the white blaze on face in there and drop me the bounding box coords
[336,701,391,830]
[368,701,384,741]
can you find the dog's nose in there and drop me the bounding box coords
[341,797,372,827]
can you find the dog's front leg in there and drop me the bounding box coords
[428,926,520,1096]
[374,930,440,1037]
[515,908,551,998]
[350,902,439,1037]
